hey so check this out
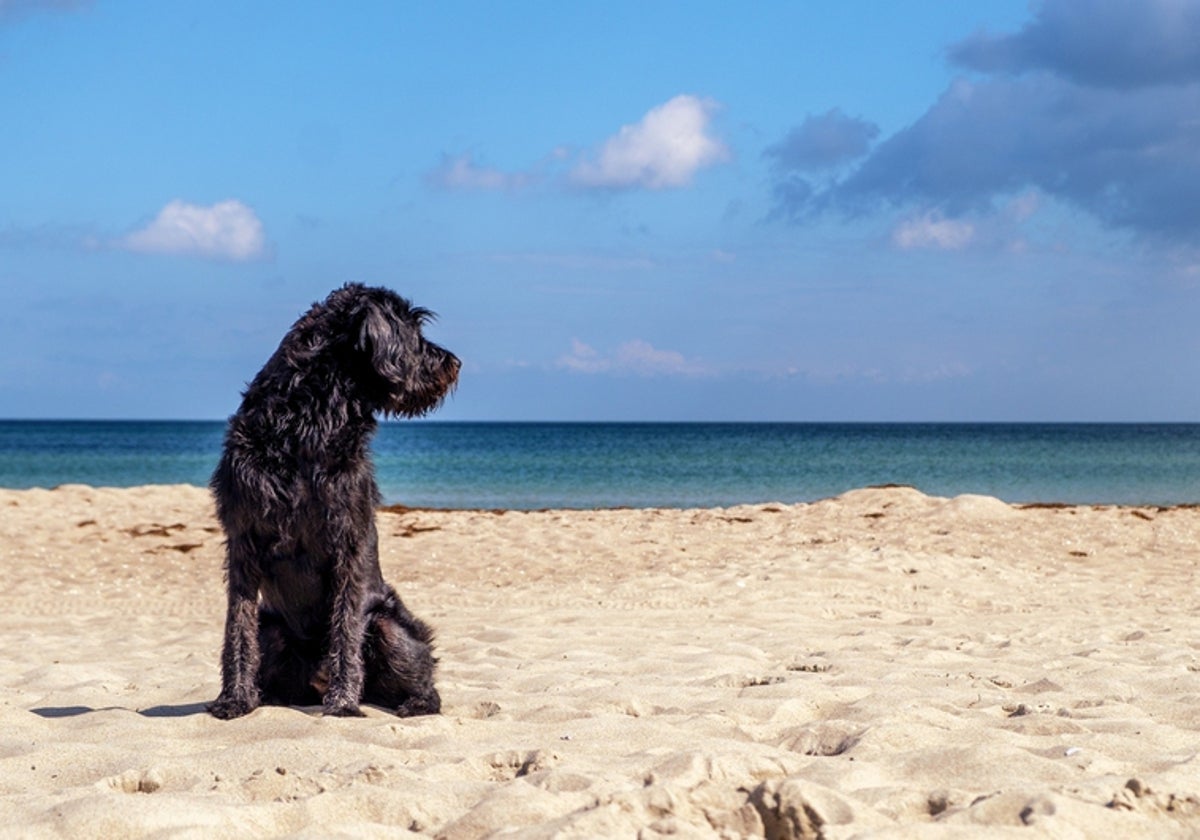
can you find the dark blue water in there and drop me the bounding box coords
[2,420,1199,508]
[0,420,226,490]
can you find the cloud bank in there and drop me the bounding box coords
[118,200,267,261]
[769,0,1200,242]
[949,0,1200,88]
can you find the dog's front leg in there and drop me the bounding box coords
[321,545,368,717]
[208,550,263,719]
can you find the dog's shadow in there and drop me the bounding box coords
[29,703,360,719]
[32,702,211,719]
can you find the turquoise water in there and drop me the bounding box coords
[2,421,1200,508]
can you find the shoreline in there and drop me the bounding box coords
[13,480,1200,513]
[2,483,1198,836]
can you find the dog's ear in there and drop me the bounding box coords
[356,302,408,385]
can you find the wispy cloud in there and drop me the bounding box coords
[570,95,729,190]
[558,339,710,377]
[425,152,534,192]
[779,359,973,386]
[891,211,975,250]
[117,199,268,261]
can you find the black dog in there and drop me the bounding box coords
[208,284,459,719]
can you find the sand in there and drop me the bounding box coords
[1,484,1198,838]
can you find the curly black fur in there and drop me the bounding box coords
[207,284,458,720]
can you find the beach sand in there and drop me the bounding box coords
[1,484,1198,838]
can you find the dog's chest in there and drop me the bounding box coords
[259,552,334,637]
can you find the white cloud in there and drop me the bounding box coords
[570,95,729,189]
[426,152,531,192]
[119,199,267,261]
[558,339,709,376]
[891,212,975,250]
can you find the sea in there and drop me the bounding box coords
[1,420,1199,509]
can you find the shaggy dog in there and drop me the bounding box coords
[208,284,459,719]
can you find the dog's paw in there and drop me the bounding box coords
[322,689,365,717]
[323,700,366,718]
[395,689,441,718]
[207,695,259,720]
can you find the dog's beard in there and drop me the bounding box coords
[382,354,459,418]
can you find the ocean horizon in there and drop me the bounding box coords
[2,419,1199,509]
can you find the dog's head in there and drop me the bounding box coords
[309,283,460,417]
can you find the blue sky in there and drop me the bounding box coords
[3,1,1200,421]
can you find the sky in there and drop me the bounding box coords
[3,0,1200,422]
